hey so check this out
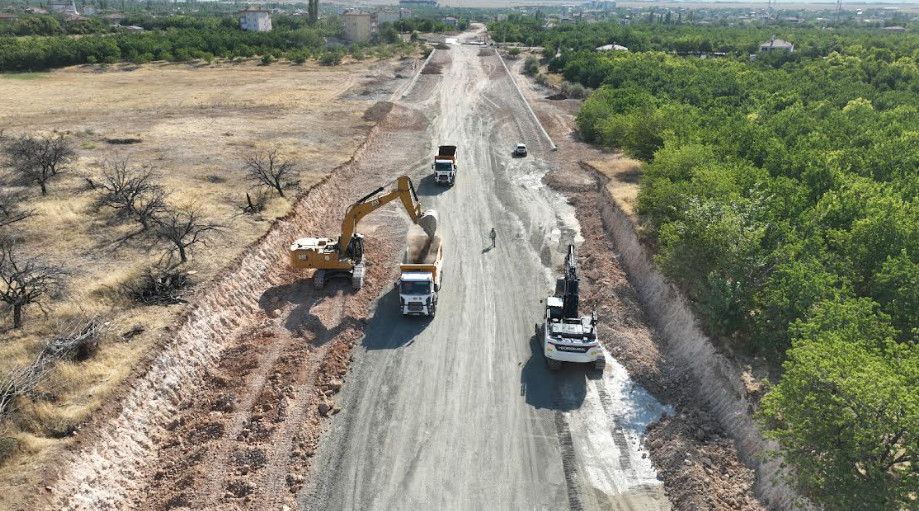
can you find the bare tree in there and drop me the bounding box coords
[242,147,299,198]
[153,207,222,267]
[235,190,269,215]
[1,318,103,422]
[0,188,35,229]
[95,157,167,231]
[4,133,75,195]
[0,241,67,329]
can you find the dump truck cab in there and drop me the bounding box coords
[432,145,457,186]
[399,272,438,317]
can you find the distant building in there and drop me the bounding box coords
[0,13,17,21]
[399,8,413,19]
[375,8,399,24]
[120,25,144,32]
[82,6,95,15]
[443,16,458,27]
[48,1,77,14]
[588,0,615,9]
[495,13,508,21]
[759,36,794,53]
[883,25,907,32]
[24,7,48,14]
[398,0,437,5]
[342,11,374,43]
[63,14,90,22]
[101,13,124,24]
[596,43,628,51]
[238,6,272,32]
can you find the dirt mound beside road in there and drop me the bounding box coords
[544,163,767,511]
[421,63,443,75]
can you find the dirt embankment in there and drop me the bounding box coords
[587,166,812,511]
[35,102,428,511]
[546,161,812,511]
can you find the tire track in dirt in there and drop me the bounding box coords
[44,102,431,510]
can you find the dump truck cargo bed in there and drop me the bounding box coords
[400,234,443,290]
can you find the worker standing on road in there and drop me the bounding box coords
[489,227,497,248]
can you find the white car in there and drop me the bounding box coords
[513,143,528,157]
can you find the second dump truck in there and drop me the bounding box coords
[432,145,457,186]
[397,233,443,317]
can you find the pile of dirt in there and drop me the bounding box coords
[546,93,568,101]
[435,43,451,50]
[543,163,767,511]
[362,101,394,122]
[405,232,442,264]
[421,63,443,75]
[647,413,762,511]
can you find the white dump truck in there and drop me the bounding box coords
[397,234,443,317]
[432,145,457,186]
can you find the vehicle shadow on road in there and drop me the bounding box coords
[362,286,433,350]
[416,174,451,197]
[520,334,588,412]
[258,278,361,344]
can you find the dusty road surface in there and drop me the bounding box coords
[301,39,671,511]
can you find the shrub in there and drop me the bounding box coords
[320,51,342,66]
[0,436,18,465]
[534,73,548,85]
[524,55,539,75]
[291,52,308,65]
[508,47,521,58]
[261,54,274,65]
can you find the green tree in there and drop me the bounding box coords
[759,311,919,511]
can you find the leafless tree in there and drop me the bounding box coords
[153,207,222,267]
[242,147,299,198]
[0,188,35,229]
[0,241,67,329]
[235,190,269,215]
[95,157,168,231]
[1,318,103,422]
[4,133,75,195]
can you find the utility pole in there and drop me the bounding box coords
[835,0,842,23]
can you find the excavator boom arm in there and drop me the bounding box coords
[337,176,431,254]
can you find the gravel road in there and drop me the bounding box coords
[300,37,672,511]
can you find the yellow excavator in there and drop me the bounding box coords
[289,175,438,290]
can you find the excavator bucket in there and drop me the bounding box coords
[417,209,438,238]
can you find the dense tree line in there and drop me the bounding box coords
[490,16,919,61]
[0,13,441,70]
[507,19,919,511]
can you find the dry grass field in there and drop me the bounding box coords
[585,156,643,220]
[0,57,410,501]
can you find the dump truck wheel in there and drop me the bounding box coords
[547,358,562,371]
[313,270,325,290]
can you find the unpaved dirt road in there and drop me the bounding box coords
[301,37,671,511]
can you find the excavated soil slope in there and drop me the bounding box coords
[41,102,430,510]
